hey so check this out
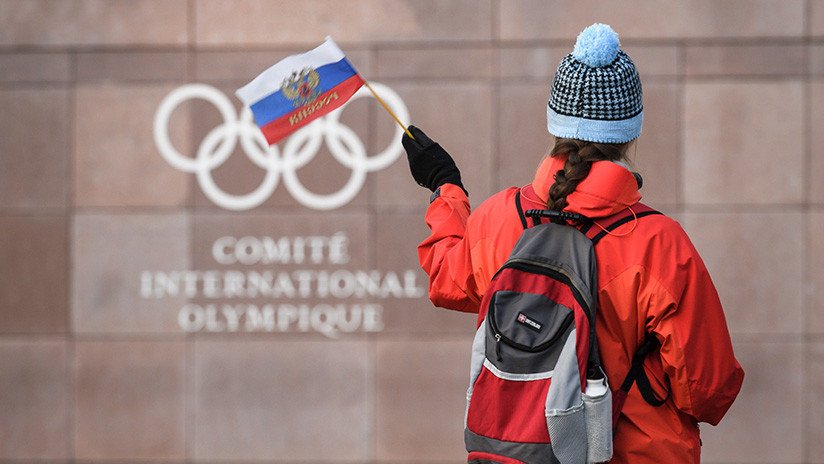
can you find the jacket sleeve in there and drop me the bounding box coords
[417,184,481,313]
[645,226,745,426]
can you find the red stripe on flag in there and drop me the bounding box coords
[260,74,365,145]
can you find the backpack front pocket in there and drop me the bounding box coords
[486,289,575,375]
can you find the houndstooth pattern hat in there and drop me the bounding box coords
[547,24,643,144]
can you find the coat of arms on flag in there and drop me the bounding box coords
[281,68,321,107]
[235,37,365,145]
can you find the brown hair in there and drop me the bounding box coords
[546,138,632,212]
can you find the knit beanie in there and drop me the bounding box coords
[547,23,643,144]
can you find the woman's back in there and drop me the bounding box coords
[419,155,742,463]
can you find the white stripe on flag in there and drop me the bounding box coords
[235,37,346,105]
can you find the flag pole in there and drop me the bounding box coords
[362,80,414,140]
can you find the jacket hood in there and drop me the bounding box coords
[530,154,642,218]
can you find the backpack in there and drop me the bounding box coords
[464,189,667,464]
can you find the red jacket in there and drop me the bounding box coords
[418,155,744,464]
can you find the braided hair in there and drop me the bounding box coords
[547,138,632,212]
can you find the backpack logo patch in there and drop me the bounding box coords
[517,312,543,333]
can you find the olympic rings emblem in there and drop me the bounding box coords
[153,82,408,211]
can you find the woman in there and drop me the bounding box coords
[401,24,744,463]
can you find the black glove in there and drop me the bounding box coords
[401,125,467,195]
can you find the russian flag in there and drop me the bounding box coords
[235,37,365,145]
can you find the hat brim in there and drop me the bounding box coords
[547,106,642,144]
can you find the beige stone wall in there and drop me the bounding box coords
[0,0,822,462]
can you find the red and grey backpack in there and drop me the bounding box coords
[464,190,667,464]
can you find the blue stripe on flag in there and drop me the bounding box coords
[249,58,359,127]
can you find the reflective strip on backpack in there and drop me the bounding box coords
[465,429,559,464]
[482,358,554,381]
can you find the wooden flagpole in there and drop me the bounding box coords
[362,80,414,140]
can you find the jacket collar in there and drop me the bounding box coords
[529,154,642,218]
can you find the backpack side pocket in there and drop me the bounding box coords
[546,401,586,464]
[545,330,587,464]
[583,376,613,463]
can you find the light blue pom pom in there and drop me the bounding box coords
[572,23,620,67]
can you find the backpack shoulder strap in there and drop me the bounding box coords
[584,205,669,426]
[586,203,662,245]
[514,190,529,230]
[620,333,670,406]
[612,333,671,429]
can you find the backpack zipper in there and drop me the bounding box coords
[486,258,590,362]
[488,300,575,358]
[497,258,591,314]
